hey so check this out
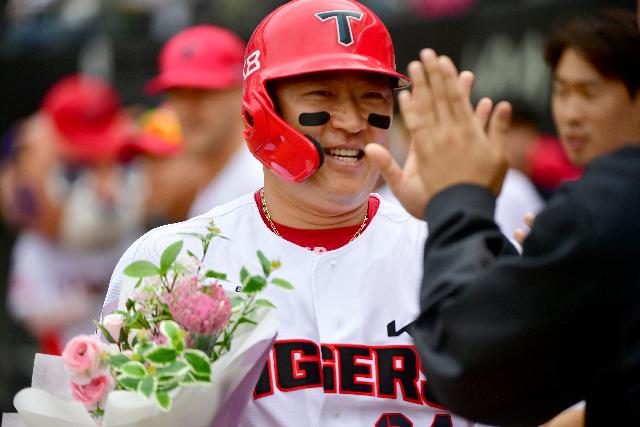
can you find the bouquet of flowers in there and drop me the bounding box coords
[12,221,291,427]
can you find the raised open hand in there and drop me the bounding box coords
[401,49,512,203]
[366,50,511,218]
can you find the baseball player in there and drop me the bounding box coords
[145,24,263,220]
[103,0,472,425]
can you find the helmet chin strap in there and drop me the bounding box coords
[304,134,325,168]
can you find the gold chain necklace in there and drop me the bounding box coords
[259,188,368,243]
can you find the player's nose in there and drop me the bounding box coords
[329,97,367,134]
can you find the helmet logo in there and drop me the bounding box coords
[243,50,261,79]
[315,10,363,46]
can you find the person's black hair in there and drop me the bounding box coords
[544,9,640,98]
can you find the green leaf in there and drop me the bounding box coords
[108,354,130,368]
[118,376,140,391]
[186,249,198,259]
[239,266,249,284]
[179,232,206,241]
[145,347,178,366]
[271,277,294,290]
[120,361,146,378]
[126,311,146,330]
[237,316,258,326]
[159,320,185,352]
[119,327,130,349]
[138,376,157,399]
[183,349,211,376]
[172,338,184,353]
[124,261,160,278]
[242,275,267,293]
[181,371,211,384]
[126,298,135,312]
[159,320,181,341]
[93,320,116,344]
[156,361,190,378]
[190,371,212,382]
[156,390,172,412]
[256,251,271,276]
[160,241,183,276]
[205,270,227,280]
[231,296,244,308]
[180,372,199,384]
[157,380,181,392]
[255,298,277,309]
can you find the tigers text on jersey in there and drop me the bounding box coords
[102,194,474,427]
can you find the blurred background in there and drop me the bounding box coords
[0,0,633,414]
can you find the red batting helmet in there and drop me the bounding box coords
[242,0,409,183]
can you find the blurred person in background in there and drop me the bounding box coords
[144,24,262,222]
[506,98,582,200]
[367,7,640,425]
[1,75,147,355]
[0,126,37,414]
[131,104,195,228]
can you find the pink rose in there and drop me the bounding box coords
[70,373,115,410]
[62,335,104,384]
[102,314,124,342]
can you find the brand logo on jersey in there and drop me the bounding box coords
[315,10,363,46]
[243,50,261,79]
[387,320,416,338]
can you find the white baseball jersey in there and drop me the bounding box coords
[494,169,544,241]
[187,145,263,218]
[103,194,474,427]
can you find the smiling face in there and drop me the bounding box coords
[551,49,640,166]
[267,71,393,211]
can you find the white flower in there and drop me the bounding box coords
[102,314,124,341]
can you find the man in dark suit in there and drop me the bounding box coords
[366,6,640,426]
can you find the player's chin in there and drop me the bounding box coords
[320,174,377,201]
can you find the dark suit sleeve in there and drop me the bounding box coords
[413,183,623,426]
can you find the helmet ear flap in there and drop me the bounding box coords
[243,93,322,183]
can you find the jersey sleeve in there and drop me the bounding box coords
[100,232,149,320]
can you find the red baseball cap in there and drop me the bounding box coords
[145,25,245,94]
[41,74,135,164]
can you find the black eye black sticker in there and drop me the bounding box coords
[299,112,330,126]
[367,113,391,129]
